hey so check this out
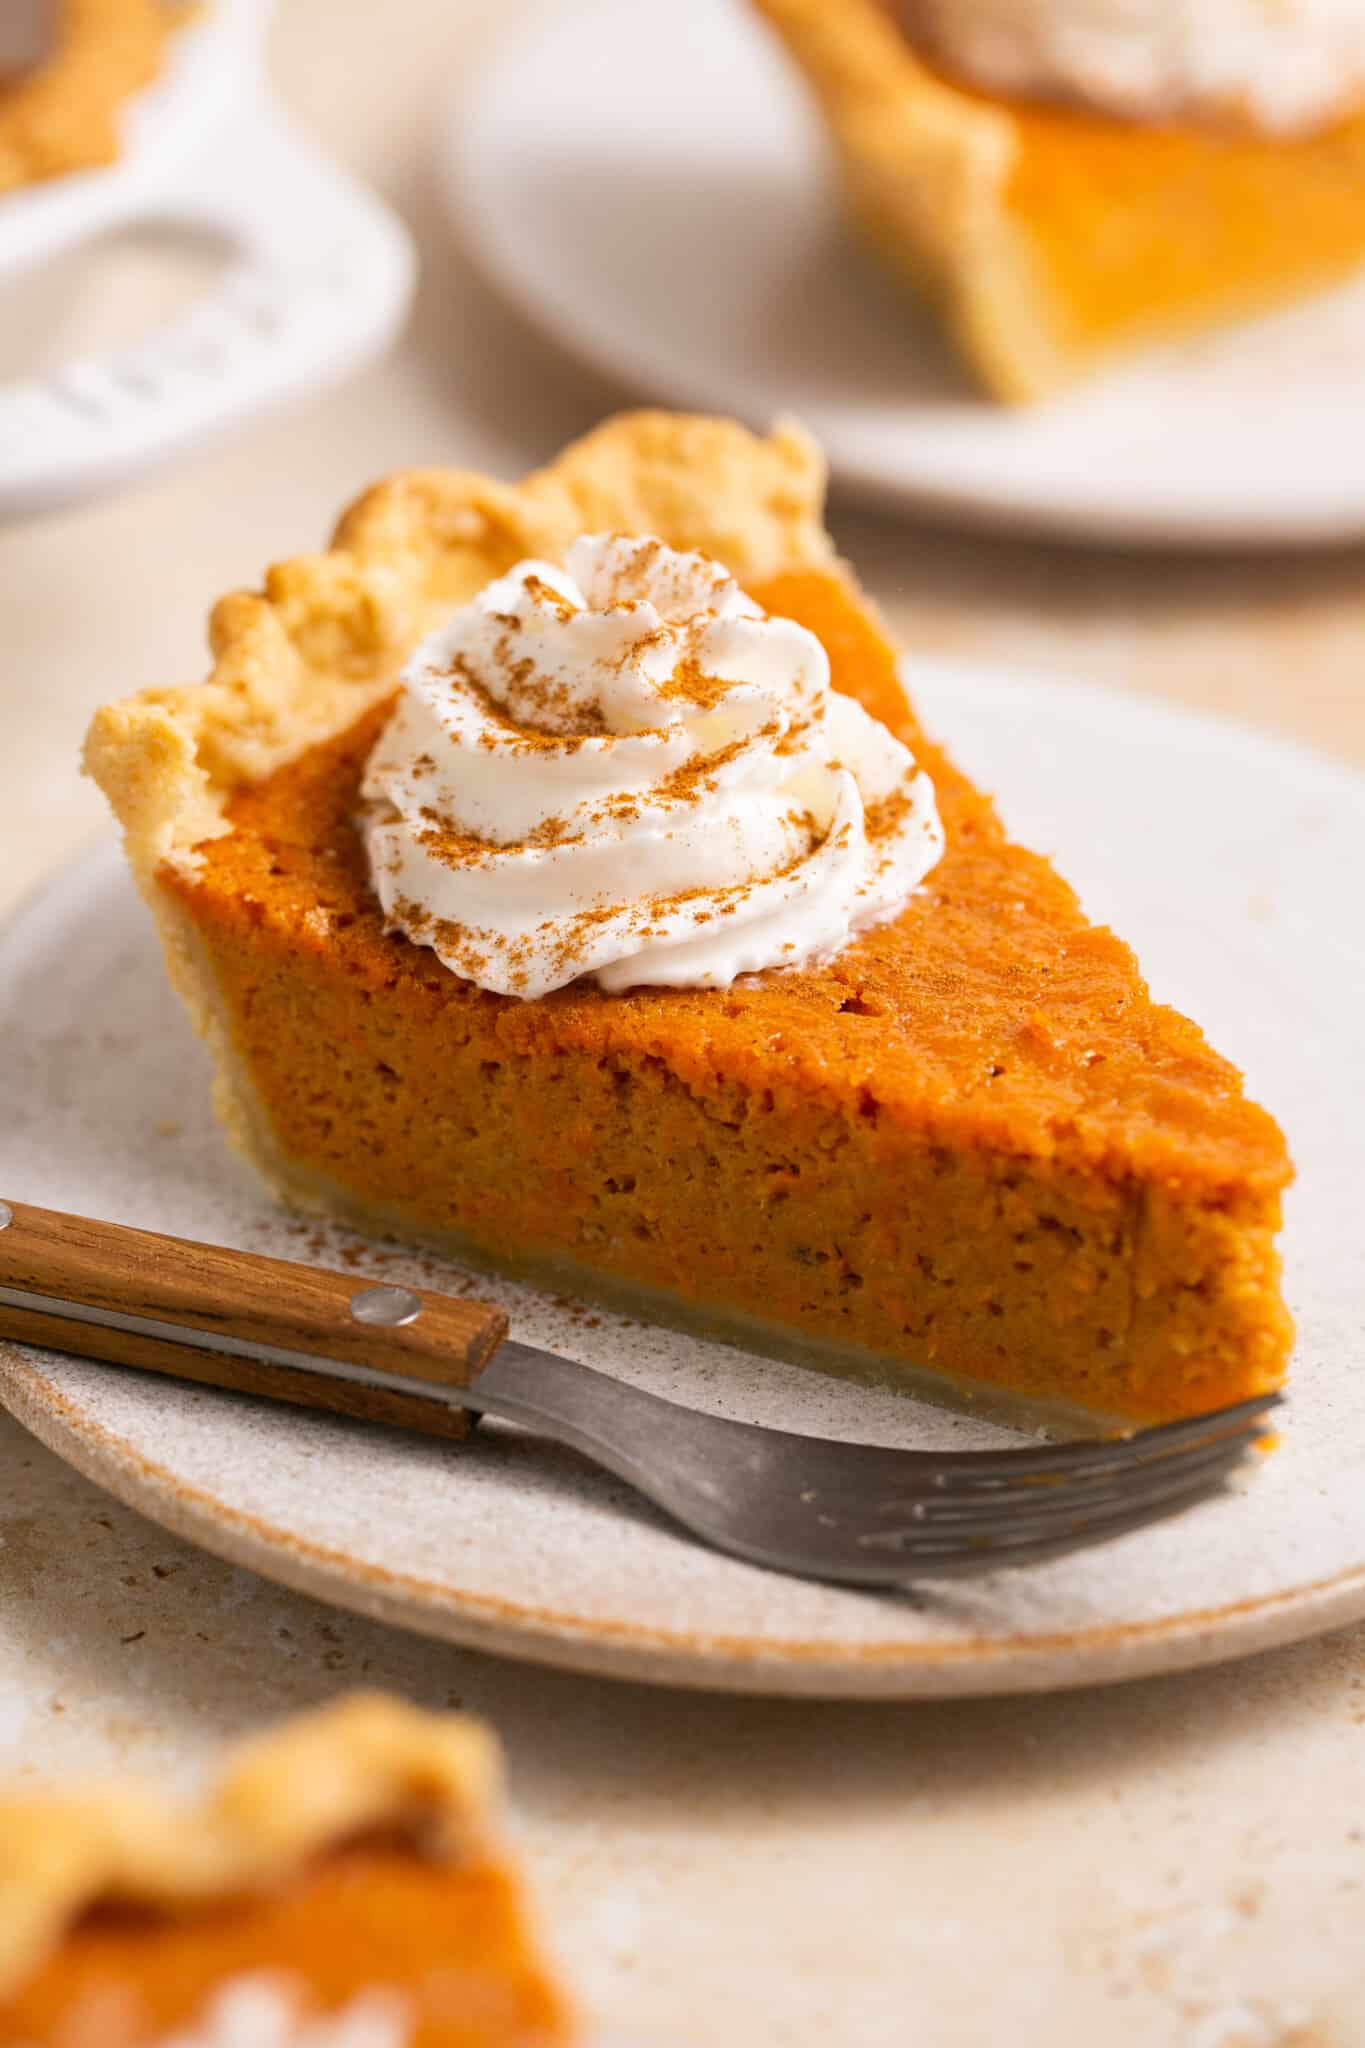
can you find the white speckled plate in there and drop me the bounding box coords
[2,665,1363,1696]
[443,0,1365,547]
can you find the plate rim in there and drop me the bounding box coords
[4,1355,1365,1700]
[441,0,1365,550]
[3,667,1364,1699]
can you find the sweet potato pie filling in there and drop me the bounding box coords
[994,86,1365,356]
[157,567,1291,1424]
[0,1844,566,2047]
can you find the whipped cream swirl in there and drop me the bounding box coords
[897,0,1365,132]
[360,536,943,1000]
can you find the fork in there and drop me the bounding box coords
[0,1200,1280,1587]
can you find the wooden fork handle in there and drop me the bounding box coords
[0,1199,508,1442]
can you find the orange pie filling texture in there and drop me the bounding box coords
[0,1845,570,2047]
[930,58,1365,351]
[163,569,1291,1422]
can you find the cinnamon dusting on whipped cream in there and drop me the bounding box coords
[359,536,943,999]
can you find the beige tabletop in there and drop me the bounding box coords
[2,4,1363,2042]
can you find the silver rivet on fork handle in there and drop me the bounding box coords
[349,1284,423,1328]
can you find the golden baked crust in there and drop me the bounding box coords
[84,412,834,1192]
[0,0,185,195]
[0,1694,501,2001]
[748,0,1061,400]
[85,411,832,876]
[750,0,1365,400]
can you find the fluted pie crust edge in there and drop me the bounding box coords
[0,1693,503,2000]
[85,412,832,877]
[83,412,836,1205]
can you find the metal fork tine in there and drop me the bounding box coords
[1046,1392,1283,1466]
[875,1429,1265,1530]
[893,1443,1256,1549]
[913,1394,1281,1492]
[869,1459,1245,1568]
[875,1476,1239,1576]
[477,1346,1289,1585]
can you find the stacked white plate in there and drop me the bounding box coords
[0,0,414,519]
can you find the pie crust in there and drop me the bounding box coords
[750,0,1365,400]
[84,410,835,1251]
[0,1694,506,2004]
[0,0,184,195]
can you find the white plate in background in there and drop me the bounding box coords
[443,0,1365,548]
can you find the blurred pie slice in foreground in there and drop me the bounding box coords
[0,1694,577,2046]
